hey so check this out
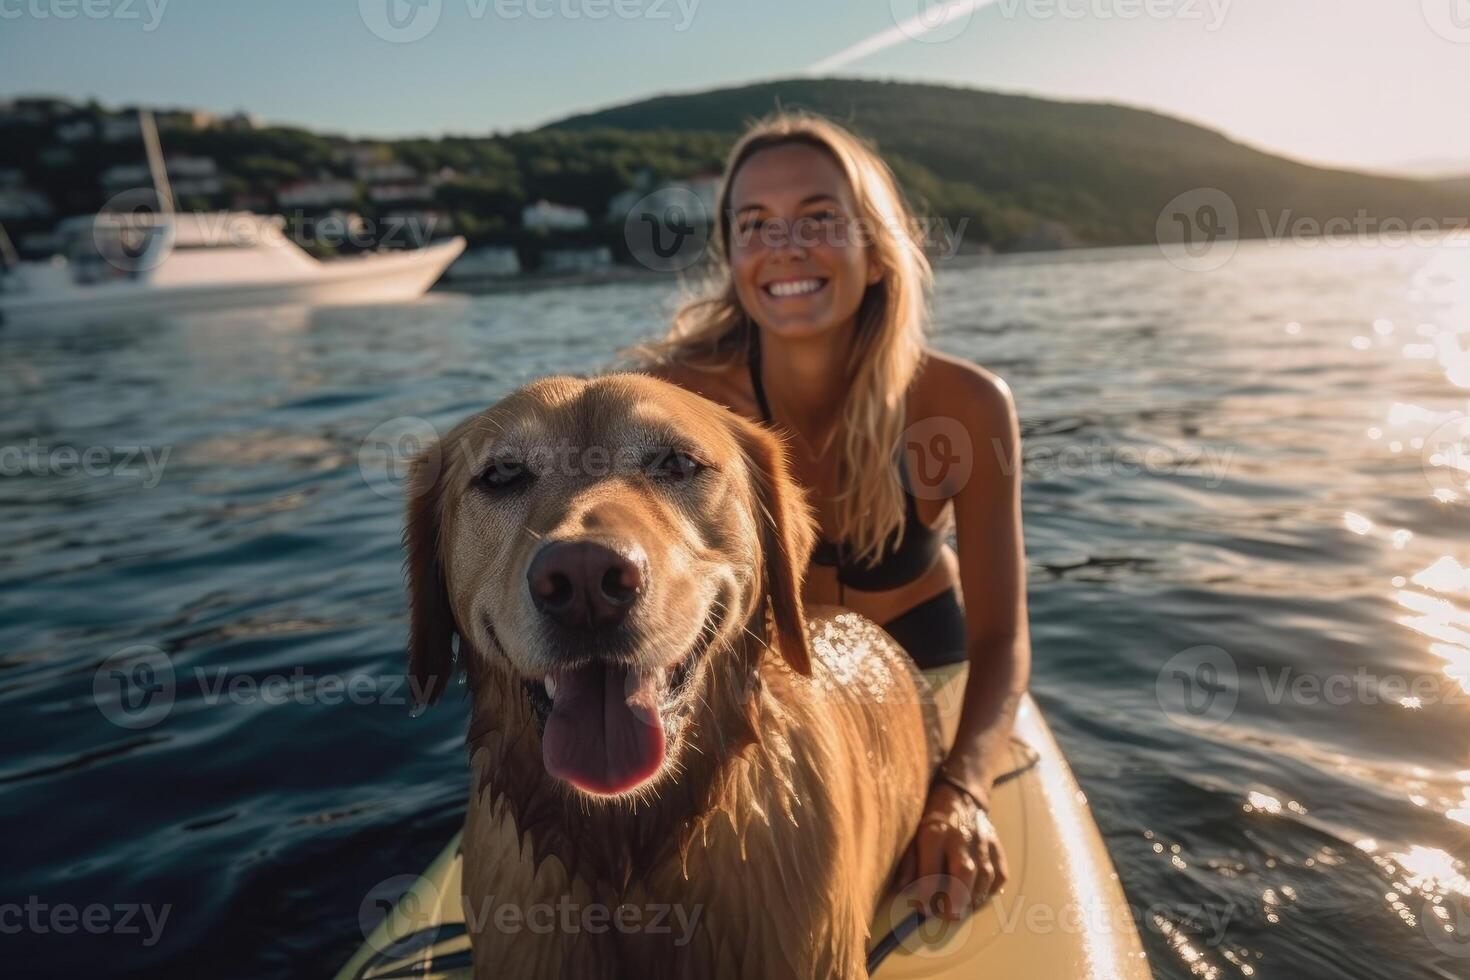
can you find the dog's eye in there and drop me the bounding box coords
[646,449,704,483]
[478,459,531,491]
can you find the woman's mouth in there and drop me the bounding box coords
[762,277,828,299]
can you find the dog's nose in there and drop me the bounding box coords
[527,541,644,631]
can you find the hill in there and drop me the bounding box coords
[544,77,1467,249]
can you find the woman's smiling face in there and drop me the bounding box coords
[726,142,882,342]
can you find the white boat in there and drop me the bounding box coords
[0,210,466,326]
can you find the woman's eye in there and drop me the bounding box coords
[478,459,531,490]
[646,449,703,483]
[812,210,846,233]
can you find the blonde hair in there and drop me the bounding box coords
[638,111,934,567]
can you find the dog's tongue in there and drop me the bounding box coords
[542,662,666,795]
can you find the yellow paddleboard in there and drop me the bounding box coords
[336,667,1151,979]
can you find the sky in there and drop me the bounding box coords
[1,0,1467,176]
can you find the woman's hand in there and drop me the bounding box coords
[892,781,1007,921]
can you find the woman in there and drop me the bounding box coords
[641,112,1031,924]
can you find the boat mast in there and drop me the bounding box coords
[0,221,17,270]
[138,109,175,215]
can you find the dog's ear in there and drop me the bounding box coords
[739,420,817,677]
[403,443,456,708]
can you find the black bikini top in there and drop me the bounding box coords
[747,335,943,591]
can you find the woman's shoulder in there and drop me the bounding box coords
[911,349,1018,434]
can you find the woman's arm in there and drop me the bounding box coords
[944,365,1032,807]
[895,359,1032,921]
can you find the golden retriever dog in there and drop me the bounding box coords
[404,373,942,979]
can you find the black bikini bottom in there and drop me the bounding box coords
[880,588,968,670]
